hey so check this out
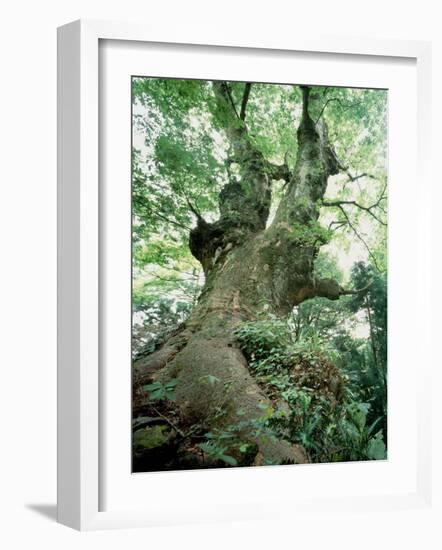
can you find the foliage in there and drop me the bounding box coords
[143,379,178,402]
[132,295,194,357]
[234,294,387,463]
[197,442,238,466]
[131,77,388,469]
[234,317,291,363]
[345,262,388,438]
[196,406,282,467]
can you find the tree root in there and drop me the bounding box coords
[134,328,192,384]
[163,335,309,465]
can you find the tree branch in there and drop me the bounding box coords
[345,172,376,183]
[224,82,241,120]
[312,278,344,300]
[330,155,377,184]
[213,81,290,183]
[184,196,205,221]
[315,98,339,125]
[212,81,243,131]
[327,220,347,232]
[322,191,387,226]
[333,204,382,271]
[173,178,209,224]
[267,161,291,182]
[315,97,362,125]
[312,277,372,301]
[339,280,373,295]
[142,205,192,231]
[240,83,252,120]
[150,406,185,438]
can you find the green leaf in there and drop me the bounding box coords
[143,382,162,391]
[367,432,386,460]
[220,454,238,466]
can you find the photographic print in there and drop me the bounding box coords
[131,78,387,472]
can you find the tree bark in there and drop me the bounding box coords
[134,84,347,465]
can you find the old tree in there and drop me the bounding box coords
[132,79,387,470]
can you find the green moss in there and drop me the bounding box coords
[133,425,169,450]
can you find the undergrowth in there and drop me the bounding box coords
[132,317,386,470]
[233,318,387,463]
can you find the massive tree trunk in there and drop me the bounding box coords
[134,84,349,465]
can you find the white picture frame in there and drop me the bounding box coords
[57,19,432,531]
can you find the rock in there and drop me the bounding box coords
[132,425,177,472]
[133,425,170,449]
